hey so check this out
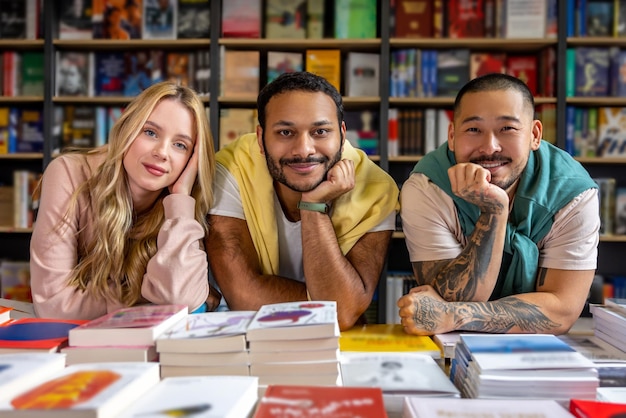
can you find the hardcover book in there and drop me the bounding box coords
[586,0,614,37]
[253,385,388,418]
[506,55,538,95]
[218,108,257,150]
[339,324,441,359]
[93,52,125,96]
[156,310,255,354]
[447,0,485,38]
[117,375,258,418]
[394,0,433,37]
[55,51,92,97]
[0,0,26,38]
[469,52,505,79]
[177,0,210,38]
[142,0,176,39]
[68,304,188,347]
[0,353,67,403]
[436,49,470,96]
[265,0,307,39]
[616,189,626,235]
[575,47,610,97]
[345,52,380,97]
[220,49,260,98]
[58,0,93,39]
[334,0,377,39]
[92,0,143,39]
[20,52,44,96]
[0,362,160,418]
[504,0,547,38]
[0,318,87,354]
[246,301,339,342]
[221,0,261,38]
[305,49,341,91]
[267,51,303,84]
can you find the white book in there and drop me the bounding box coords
[68,305,188,347]
[0,362,160,418]
[117,375,258,418]
[246,301,339,342]
[504,0,547,39]
[61,345,158,365]
[156,311,255,354]
[597,386,626,403]
[0,353,67,403]
[249,336,338,353]
[432,332,462,359]
[159,364,250,378]
[558,334,626,362]
[159,350,249,367]
[402,397,574,418]
[258,371,342,387]
[345,52,380,97]
[340,352,459,397]
[250,359,341,376]
[249,348,339,364]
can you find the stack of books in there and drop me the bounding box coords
[0,353,67,402]
[246,301,341,386]
[452,334,599,405]
[156,311,255,378]
[404,397,574,418]
[62,304,187,365]
[591,298,626,352]
[0,317,87,354]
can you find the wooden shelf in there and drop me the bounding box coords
[566,97,626,106]
[389,97,555,106]
[0,153,43,160]
[390,37,557,51]
[576,157,626,164]
[54,39,210,50]
[567,36,626,46]
[0,96,44,104]
[0,39,43,49]
[0,227,33,233]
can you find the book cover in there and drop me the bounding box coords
[570,398,626,418]
[123,50,158,96]
[597,107,626,157]
[20,52,44,96]
[447,0,485,38]
[142,0,176,39]
[117,375,258,418]
[254,385,388,418]
[0,353,67,403]
[267,51,303,84]
[63,105,96,149]
[469,52,506,79]
[177,0,210,39]
[506,55,538,95]
[616,0,626,36]
[615,188,626,235]
[575,47,610,97]
[586,0,614,36]
[220,49,260,98]
[0,0,26,38]
[92,0,143,39]
[305,49,341,91]
[18,109,44,153]
[0,362,160,417]
[404,398,574,418]
[334,0,377,39]
[93,52,125,96]
[436,49,470,96]
[340,352,459,396]
[166,52,191,87]
[345,52,380,97]
[68,304,188,347]
[156,310,256,353]
[504,0,547,38]
[558,333,626,361]
[246,301,339,342]
[306,0,324,38]
[339,324,441,358]
[265,0,307,39]
[218,108,257,150]
[0,318,87,353]
[394,0,433,37]
[55,51,92,97]
[58,0,94,40]
[344,109,379,156]
[221,0,261,38]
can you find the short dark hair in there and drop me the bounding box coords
[257,71,344,131]
[453,73,535,118]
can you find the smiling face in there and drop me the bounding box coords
[257,90,345,193]
[448,88,542,195]
[123,98,195,207]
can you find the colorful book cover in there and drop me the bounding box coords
[0,353,67,403]
[254,385,387,418]
[221,0,261,38]
[575,47,610,97]
[166,52,190,87]
[92,0,143,39]
[597,107,626,157]
[306,0,324,38]
[586,0,614,36]
[265,0,307,39]
[0,318,87,352]
[0,306,11,324]
[123,50,155,96]
[142,0,176,39]
[267,51,303,84]
[58,0,93,39]
[218,108,257,150]
[220,49,260,98]
[16,108,43,153]
[94,52,125,96]
[0,362,160,415]
[305,49,341,91]
[246,301,339,342]
[394,0,433,37]
[117,376,258,418]
[55,51,91,97]
[177,0,210,38]
[20,52,44,96]
[339,324,441,358]
[436,49,470,96]
[334,0,377,39]
[447,0,485,38]
[344,109,379,156]
[470,52,506,79]
[506,55,538,96]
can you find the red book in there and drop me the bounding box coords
[253,385,388,418]
[570,398,626,418]
[470,52,506,79]
[0,318,87,353]
[506,55,538,96]
[395,0,433,37]
[447,0,485,38]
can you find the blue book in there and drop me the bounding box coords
[586,0,614,37]
[575,47,610,97]
[94,52,125,96]
[460,334,575,354]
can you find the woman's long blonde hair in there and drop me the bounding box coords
[63,81,215,305]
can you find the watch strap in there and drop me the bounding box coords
[297,201,329,214]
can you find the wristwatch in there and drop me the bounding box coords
[297,201,329,214]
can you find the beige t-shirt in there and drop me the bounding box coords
[30,153,209,320]
[400,173,599,271]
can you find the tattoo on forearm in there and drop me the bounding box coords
[410,296,559,333]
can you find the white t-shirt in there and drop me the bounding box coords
[400,173,600,271]
[210,163,397,283]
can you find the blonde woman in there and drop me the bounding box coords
[31,81,217,320]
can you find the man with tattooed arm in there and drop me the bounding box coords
[398,73,599,336]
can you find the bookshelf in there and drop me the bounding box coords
[1,0,625,322]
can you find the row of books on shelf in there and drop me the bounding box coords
[0,171,40,230]
[54,49,210,98]
[1,51,44,97]
[390,48,555,98]
[394,0,557,39]
[565,47,626,98]
[567,0,626,37]
[594,177,626,236]
[58,0,210,40]
[0,107,44,154]
[604,276,626,299]
[567,107,626,158]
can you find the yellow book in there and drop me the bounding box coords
[339,324,441,359]
[305,49,341,91]
[0,108,8,154]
